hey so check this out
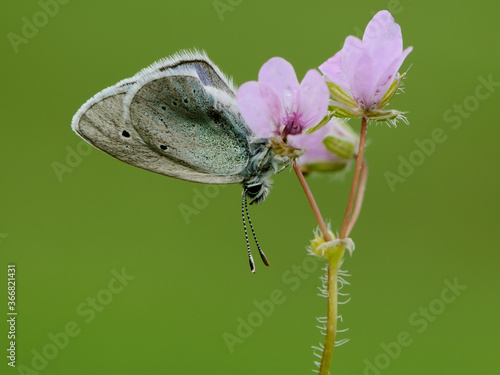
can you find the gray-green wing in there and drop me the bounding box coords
[133,49,238,97]
[71,80,245,184]
[125,72,251,179]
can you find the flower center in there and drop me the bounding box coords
[282,112,303,137]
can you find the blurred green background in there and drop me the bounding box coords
[1,0,498,374]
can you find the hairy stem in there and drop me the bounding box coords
[318,117,368,375]
[318,246,345,374]
[294,118,368,375]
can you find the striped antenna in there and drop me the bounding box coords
[242,193,256,273]
[244,197,270,267]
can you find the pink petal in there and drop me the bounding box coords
[363,10,406,102]
[363,10,402,55]
[372,46,413,104]
[288,123,330,152]
[341,12,412,109]
[297,69,329,128]
[236,81,282,138]
[319,51,350,92]
[341,36,378,108]
[289,121,344,164]
[258,57,299,112]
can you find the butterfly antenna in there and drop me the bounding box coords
[242,193,256,273]
[244,196,270,267]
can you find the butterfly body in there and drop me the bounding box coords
[72,50,285,204]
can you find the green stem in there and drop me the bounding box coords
[318,117,368,375]
[294,118,368,375]
[318,246,345,375]
[293,160,342,375]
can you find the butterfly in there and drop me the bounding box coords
[71,50,287,272]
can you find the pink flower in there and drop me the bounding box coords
[319,10,412,120]
[290,119,359,173]
[237,57,329,143]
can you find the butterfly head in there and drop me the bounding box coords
[244,178,271,205]
[243,140,290,204]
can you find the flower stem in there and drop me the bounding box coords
[318,117,368,375]
[345,160,368,237]
[339,117,368,239]
[293,160,338,374]
[293,160,332,242]
[318,246,345,375]
[293,118,368,375]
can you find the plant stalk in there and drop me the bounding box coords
[339,117,368,240]
[293,160,332,242]
[346,160,368,237]
[293,117,368,375]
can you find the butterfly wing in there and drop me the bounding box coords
[134,50,238,97]
[124,70,252,180]
[71,75,245,184]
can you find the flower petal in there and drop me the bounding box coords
[288,123,332,161]
[289,119,358,168]
[297,69,329,129]
[372,46,413,105]
[258,57,299,112]
[363,10,402,56]
[341,36,377,109]
[236,81,282,138]
[362,10,410,107]
[319,51,350,92]
[320,10,411,115]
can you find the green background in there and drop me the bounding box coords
[2,0,498,374]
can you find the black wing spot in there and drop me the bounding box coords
[160,145,168,150]
[172,101,178,106]
[122,130,130,137]
[183,98,188,104]
[161,105,167,111]
[193,89,196,93]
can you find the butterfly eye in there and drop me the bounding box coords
[246,184,262,197]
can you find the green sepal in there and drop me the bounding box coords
[269,136,305,159]
[305,113,331,134]
[364,108,404,120]
[301,161,347,175]
[322,136,355,160]
[326,81,357,109]
[329,105,361,118]
[379,72,405,109]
